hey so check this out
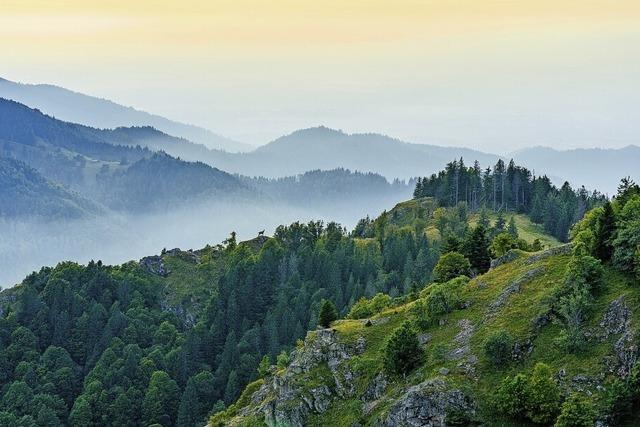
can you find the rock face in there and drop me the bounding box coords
[240,329,364,427]
[159,299,196,328]
[523,244,572,265]
[600,296,632,338]
[596,296,638,378]
[614,330,638,378]
[490,250,522,269]
[139,255,169,277]
[363,372,389,402]
[376,378,475,427]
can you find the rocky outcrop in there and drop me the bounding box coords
[524,244,572,265]
[594,296,638,378]
[448,319,478,378]
[487,267,545,313]
[600,296,632,338]
[159,299,196,328]
[614,330,638,378]
[139,255,169,277]
[490,250,522,269]
[376,378,475,427]
[363,372,388,402]
[239,329,364,427]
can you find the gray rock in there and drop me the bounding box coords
[614,330,638,378]
[490,250,522,269]
[600,296,632,338]
[241,329,363,426]
[362,372,388,402]
[159,300,196,328]
[448,319,473,361]
[524,244,572,265]
[512,339,534,361]
[377,378,475,427]
[139,255,169,277]
[418,333,432,345]
[438,368,450,376]
[487,267,545,313]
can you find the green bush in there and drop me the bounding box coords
[411,276,465,329]
[382,321,423,376]
[525,363,561,424]
[432,252,471,283]
[495,373,529,418]
[347,293,392,319]
[276,350,290,369]
[494,363,560,424]
[554,393,596,427]
[483,330,513,367]
[491,232,518,257]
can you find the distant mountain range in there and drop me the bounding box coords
[0,76,251,152]
[130,126,498,180]
[0,98,409,218]
[213,126,499,179]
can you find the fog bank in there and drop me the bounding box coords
[0,195,403,288]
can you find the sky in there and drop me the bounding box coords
[1,0,639,152]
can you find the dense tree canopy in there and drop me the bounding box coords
[413,158,606,241]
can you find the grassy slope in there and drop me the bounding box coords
[221,246,637,426]
[389,197,561,249]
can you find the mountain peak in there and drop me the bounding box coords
[287,125,346,139]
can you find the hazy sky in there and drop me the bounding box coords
[1,0,639,151]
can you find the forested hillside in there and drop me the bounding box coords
[216,173,640,427]
[1,157,633,426]
[0,173,579,426]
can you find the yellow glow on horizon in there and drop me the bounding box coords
[2,0,639,52]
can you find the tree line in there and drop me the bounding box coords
[413,158,607,241]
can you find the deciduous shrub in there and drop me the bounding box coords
[433,252,471,283]
[483,330,513,368]
[554,393,597,427]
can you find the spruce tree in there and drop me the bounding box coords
[318,299,338,328]
[507,216,518,238]
[595,201,615,262]
[463,225,491,274]
[383,321,423,376]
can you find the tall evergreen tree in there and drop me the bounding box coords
[318,300,338,328]
[463,225,491,274]
[595,202,616,262]
[383,321,423,376]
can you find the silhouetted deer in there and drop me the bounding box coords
[258,230,265,237]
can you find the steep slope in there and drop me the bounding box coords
[511,145,640,195]
[0,157,100,218]
[214,245,638,426]
[0,77,250,152]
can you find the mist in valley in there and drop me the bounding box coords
[0,193,405,288]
